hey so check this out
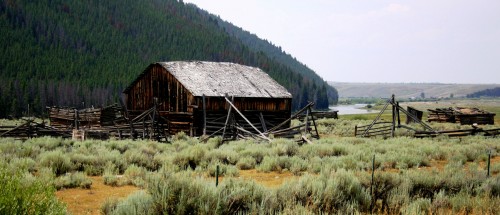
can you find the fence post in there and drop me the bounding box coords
[370,154,375,211]
[216,165,220,187]
[487,150,491,178]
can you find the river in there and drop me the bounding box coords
[329,104,375,115]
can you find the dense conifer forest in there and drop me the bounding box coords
[0,0,337,118]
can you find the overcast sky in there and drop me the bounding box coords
[183,0,500,84]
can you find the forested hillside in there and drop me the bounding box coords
[216,19,338,105]
[0,0,337,118]
[467,87,500,98]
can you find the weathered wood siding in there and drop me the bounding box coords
[194,97,291,112]
[126,64,194,113]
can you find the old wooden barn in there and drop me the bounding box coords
[123,61,293,137]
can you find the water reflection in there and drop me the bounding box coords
[329,104,375,115]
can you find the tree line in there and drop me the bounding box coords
[0,0,337,118]
[467,87,500,98]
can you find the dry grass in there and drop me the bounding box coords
[238,169,299,188]
[57,171,297,214]
[56,176,140,215]
[47,155,500,214]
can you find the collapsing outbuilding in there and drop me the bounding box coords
[123,61,293,138]
[47,105,124,130]
[427,107,495,125]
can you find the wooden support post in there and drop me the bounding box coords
[396,102,401,127]
[203,94,207,136]
[216,165,220,187]
[487,149,491,178]
[391,108,395,137]
[74,109,79,130]
[221,97,233,141]
[354,125,358,137]
[152,99,157,140]
[309,106,320,139]
[142,118,146,139]
[258,112,267,132]
[27,120,32,139]
[370,154,375,211]
[391,95,396,137]
[304,109,309,133]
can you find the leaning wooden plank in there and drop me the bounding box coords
[131,107,155,123]
[200,127,225,142]
[301,135,314,144]
[235,126,264,139]
[364,129,393,136]
[356,122,392,129]
[268,124,307,135]
[221,98,234,141]
[272,130,301,137]
[364,132,392,138]
[370,124,394,130]
[0,121,30,137]
[362,99,391,137]
[398,124,418,131]
[268,102,314,132]
[225,97,270,141]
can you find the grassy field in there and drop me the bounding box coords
[1,116,500,214]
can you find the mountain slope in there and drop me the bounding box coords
[214,16,338,105]
[330,82,500,99]
[0,0,336,118]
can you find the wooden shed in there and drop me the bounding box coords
[427,107,495,125]
[123,61,293,136]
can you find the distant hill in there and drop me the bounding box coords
[329,82,500,99]
[0,0,336,118]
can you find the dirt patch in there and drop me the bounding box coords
[56,176,140,215]
[478,155,500,168]
[420,159,448,171]
[209,169,299,188]
[238,169,299,188]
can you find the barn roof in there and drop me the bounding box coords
[124,61,292,98]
